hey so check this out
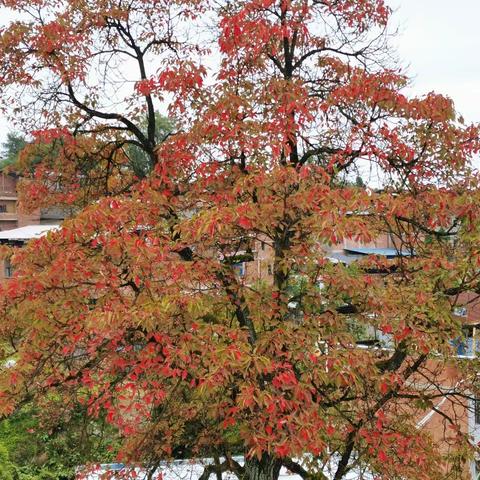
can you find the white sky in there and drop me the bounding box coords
[392,0,480,123]
[0,0,479,144]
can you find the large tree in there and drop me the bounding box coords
[0,1,480,479]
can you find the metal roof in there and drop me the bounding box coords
[327,252,364,265]
[0,224,59,241]
[344,247,412,258]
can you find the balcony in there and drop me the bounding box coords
[0,212,17,221]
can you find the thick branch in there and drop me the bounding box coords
[66,83,152,155]
[283,458,329,480]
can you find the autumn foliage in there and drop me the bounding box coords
[0,0,480,479]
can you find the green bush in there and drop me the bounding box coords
[0,402,119,480]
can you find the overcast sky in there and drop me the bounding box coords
[1,0,479,144]
[392,0,480,123]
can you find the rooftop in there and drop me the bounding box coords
[344,247,413,258]
[0,224,59,242]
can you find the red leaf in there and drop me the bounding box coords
[275,444,290,457]
[238,216,252,229]
[378,450,388,463]
[379,381,389,395]
[380,324,393,334]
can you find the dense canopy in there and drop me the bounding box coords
[0,1,480,479]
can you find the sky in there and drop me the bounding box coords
[1,0,480,143]
[392,0,480,123]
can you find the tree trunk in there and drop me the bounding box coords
[243,454,282,480]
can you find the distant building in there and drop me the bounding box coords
[0,224,59,280]
[0,172,64,230]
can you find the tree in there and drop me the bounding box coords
[0,1,479,479]
[0,132,26,170]
[123,113,175,180]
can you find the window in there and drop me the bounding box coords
[233,262,246,277]
[261,241,265,251]
[451,326,480,357]
[0,204,7,213]
[475,397,480,425]
[453,306,467,317]
[452,336,473,356]
[4,260,13,278]
[474,458,480,480]
[267,264,273,275]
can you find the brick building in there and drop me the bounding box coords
[230,231,479,478]
[0,172,64,230]
[0,172,63,280]
[334,235,479,478]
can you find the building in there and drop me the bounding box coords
[229,230,479,478]
[0,172,64,231]
[0,224,59,280]
[0,172,63,280]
